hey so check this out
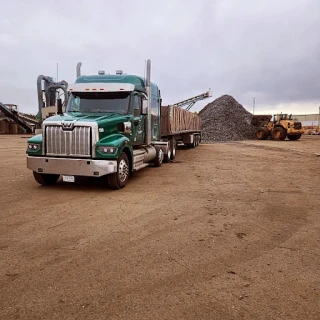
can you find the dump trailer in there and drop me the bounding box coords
[26,59,202,189]
[251,113,304,141]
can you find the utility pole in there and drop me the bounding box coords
[56,63,59,82]
[253,97,256,115]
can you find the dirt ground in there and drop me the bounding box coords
[0,135,319,320]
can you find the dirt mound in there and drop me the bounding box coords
[199,95,256,141]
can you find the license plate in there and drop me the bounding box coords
[62,175,75,183]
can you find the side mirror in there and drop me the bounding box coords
[141,99,148,115]
[57,98,63,115]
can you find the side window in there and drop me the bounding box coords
[133,95,141,116]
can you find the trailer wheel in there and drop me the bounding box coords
[153,147,164,167]
[288,134,301,141]
[193,137,197,148]
[107,152,129,189]
[170,139,176,160]
[163,140,172,163]
[33,172,59,185]
[272,127,287,141]
[196,135,200,146]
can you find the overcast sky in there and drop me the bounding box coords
[1,0,320,115]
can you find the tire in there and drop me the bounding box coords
[170,139,176,160]
[163,140,172,163]
[256,129,269,140]
[189,135,196,148]
[107,152,130,189]
[33,172,59,185]
[272,127,287,141]
[288,134,301,141]
[153,147,164,167]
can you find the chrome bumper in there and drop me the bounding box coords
[27,156,117,177]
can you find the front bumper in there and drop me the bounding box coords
[27,156,117,177]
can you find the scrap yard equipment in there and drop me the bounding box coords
[26,59,207,189]
[0,103,33,134]
[170,90,212,111]
[251,113,304,141]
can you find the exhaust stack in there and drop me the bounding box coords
[146,59,152,145]
[76,62,82,78]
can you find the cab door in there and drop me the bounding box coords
[132,94,146,146]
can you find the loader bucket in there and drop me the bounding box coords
[251,115,272,126]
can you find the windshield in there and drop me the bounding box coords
[66,91,131,114]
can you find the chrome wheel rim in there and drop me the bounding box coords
[167,148,171,160]
[172,142,176,157]
[118,159,129,182]
[159,149,164,164]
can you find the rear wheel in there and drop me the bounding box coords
[170,139,176,160]
[195,135,199,146]
[33,172,59,185]
[272,127,287,141]
[288,134,301,141]
[256,129,269,140]
[163,140,172,163]
[190,135,196,148]
[107,152,130,189]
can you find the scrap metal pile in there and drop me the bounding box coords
[199,95,256,141]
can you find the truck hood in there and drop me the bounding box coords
[43,112,131,138]
[44,112,130,124]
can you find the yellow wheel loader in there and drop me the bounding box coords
[251,114,304,141]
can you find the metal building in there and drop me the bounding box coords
[292,114,320,127]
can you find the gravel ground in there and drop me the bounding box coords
[0,135,320,320]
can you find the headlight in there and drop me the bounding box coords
[98,146,118,154]
[27,143,41,151]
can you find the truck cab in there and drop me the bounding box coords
[26,60,168,189]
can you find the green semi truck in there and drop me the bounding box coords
[26,60,207,189]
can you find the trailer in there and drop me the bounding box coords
[26,59,210,189]
[160,105,201,161]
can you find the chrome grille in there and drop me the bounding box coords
[46,125,91,157]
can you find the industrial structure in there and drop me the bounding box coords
[0,103,34,134]
[292,114,320,127]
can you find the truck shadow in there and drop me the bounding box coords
[47,168,153,192]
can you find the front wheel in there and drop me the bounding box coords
[256,129,269,140]
[107,152,130,189]
[33,172,60,185]
[272,127,287,141]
